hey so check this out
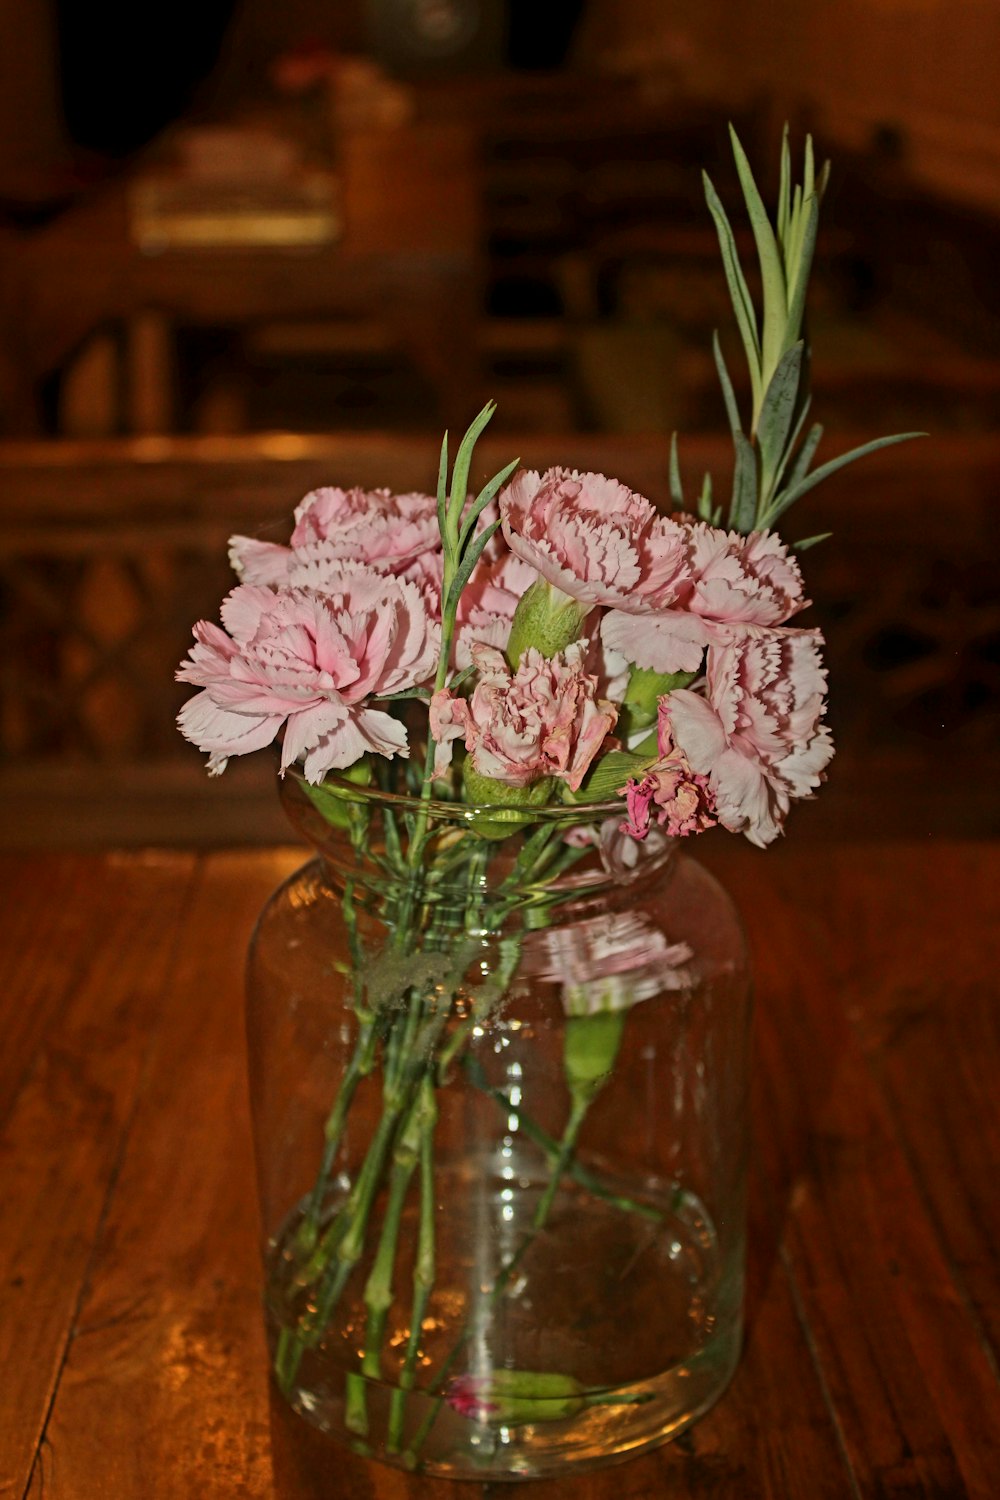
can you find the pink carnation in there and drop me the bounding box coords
[499,468,690,609]
[620,700,717,840]
[430,641,617,792]
[176,571,439,782]
[228,487,439,585]
[602,526,808,675]
[665,630,834,847]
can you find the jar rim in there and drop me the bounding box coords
[282,764,627,829]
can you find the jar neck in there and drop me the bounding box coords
[280,770,678,931]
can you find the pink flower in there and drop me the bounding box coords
[228,487,439,585]
[620,700,717,840]
[447,1375,499,1422]
[176,571,439,782]
[430,641,617,791]
[499,468,691,609]
[601,526,808,675]
[665,630,834,846]
[686,525,808,626]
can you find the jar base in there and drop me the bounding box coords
[265,1159,743,1481]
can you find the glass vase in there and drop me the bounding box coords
[246,772,751,1481]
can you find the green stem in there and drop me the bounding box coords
[473,1071,662,1223]
[533,1092,590,1230]
[347,1087,429,1435]
[388,1088,438,1453]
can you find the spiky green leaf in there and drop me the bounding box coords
[445,516,502,616]
[457,456,519,553]
[436,432,448,540]
[448,401,496,536]
[712,329,742,436]
[756,341,805,516]
[703,170,761,414]
[697,471,714,521]
[793,531,832,552]
[669,431,684,508]
[729,124,787,398]
[760,432,925,529]
[729,429,758,533]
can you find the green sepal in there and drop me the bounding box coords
[462,765,555,840]
[564,1009,626,1100]
[566,747,655,806]
[622,665,698,731]
[505,578,588,668]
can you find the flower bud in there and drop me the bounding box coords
[563,1009,626,1101]
[301,758,373,829]
[447,1369,587,1425]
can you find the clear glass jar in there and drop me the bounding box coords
[246,772,751,1481]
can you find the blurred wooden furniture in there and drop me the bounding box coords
[0,430,996,846]
[1,839,997,1497]
[0,116,481,437]
[0,431,675,846]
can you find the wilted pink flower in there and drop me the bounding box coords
[430,641,617,791]
[499,468,690,609]
[665,629,834,846]
[601,526,808,675]
[620,699,716,840]
[177,571,439,782]
[228,487,439,586]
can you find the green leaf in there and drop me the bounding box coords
[777,123,791,247]
[436,432,448,542]
[669,431,684,509]
[760,432,925,529]
[703,169,762,415]
[570,748,657,805]
[371,686,431,703]
[712,329,742,436]
[785,420,824,493]
[448,401,496,538]
[729,123,787,400]
[457,456,519,554]
[729,429,758,533]
[697,471,714,521]
[793,531,832,551]
[772,392,813,496]
[786,191,820,343]
[445,662,475,693]
[756,340,805,515]
[445,516,502,617]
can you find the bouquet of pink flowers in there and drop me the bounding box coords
[176,129,916,1472]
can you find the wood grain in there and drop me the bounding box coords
[2,843,999,1499]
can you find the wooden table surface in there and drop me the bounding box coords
[1,840,998,1499]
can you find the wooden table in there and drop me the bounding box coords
[2,841,997,1498]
